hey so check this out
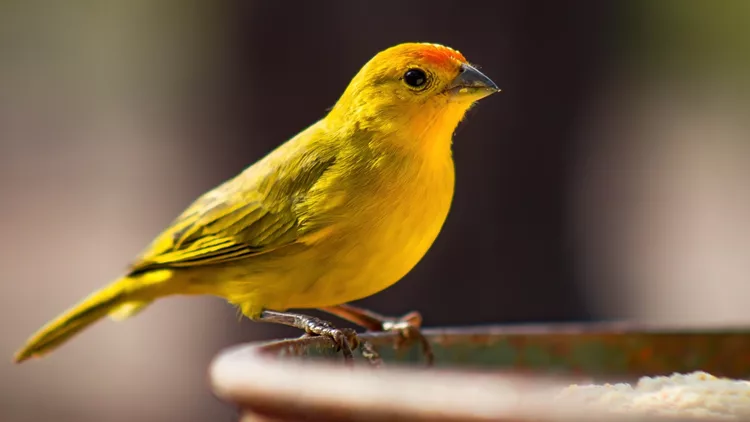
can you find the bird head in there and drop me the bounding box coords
[328,42,499,151]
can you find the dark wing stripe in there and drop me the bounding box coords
[167,245,254,266]
[175,203,266,248]
[204,203,266,236]
[253,214,296,245]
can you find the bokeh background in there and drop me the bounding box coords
[2,1,749,421]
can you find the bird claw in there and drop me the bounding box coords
[359,339,383,368]
[300,316,359,362]
[301,319,385,367]
[380,311,434,366]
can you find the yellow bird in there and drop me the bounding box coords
[14,42,498,364]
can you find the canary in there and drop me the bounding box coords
[14,42,498,364]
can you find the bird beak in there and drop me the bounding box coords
[446,63,499,100]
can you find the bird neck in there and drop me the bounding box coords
[327,102,469,165]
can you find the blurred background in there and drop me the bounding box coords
[1,1,749,421]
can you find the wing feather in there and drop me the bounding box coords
[128,146,338,274]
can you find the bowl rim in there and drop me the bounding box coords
[209,322,747,422]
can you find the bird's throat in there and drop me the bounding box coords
[411,103,472,157]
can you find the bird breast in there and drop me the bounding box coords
[286,154,455,308]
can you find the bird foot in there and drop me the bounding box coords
[320,306,434,366]
[299,317,385,367]
[380,311,434,366]
[299,316,359,362]
[260,310,369,364]
[261,310,384,366]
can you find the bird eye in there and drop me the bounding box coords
[403,68,427,89]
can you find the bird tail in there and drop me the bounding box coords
[13,275,154,363]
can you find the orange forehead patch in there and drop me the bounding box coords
[370,42,468,74]
[417,43,467,67]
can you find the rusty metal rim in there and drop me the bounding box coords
[250,321,750,355]
[208,322,745,422]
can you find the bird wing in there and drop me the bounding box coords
[128,142,339,274]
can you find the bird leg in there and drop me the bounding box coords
[320,304,434,366]
[259,310,359,363]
